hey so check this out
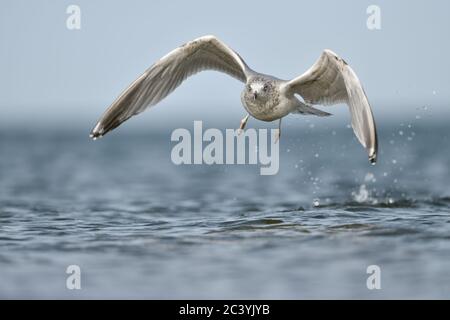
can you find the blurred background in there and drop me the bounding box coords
[1,0,449,129]
[1,0,450,299]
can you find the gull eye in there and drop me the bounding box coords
[263,84,268,92]
[247,85,252,92]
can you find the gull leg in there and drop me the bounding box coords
[238,114,250,135]
[274,118,282,144]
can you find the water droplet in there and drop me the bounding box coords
[399,130,404,136]
[364,173,376,183]
[392,159,397,164]
[313,199,320,207]
[388,198,394,204]
[315,153,319,158]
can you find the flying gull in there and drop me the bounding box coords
[90,35,378,163]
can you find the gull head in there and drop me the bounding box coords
[246,80,273,101]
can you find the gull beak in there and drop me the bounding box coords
[253,92,258,100]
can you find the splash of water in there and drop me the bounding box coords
[352,184,370,203]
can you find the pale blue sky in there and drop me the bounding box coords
[1,0,449,127]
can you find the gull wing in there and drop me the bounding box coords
[91,35,251,138]
[286,50,378,163]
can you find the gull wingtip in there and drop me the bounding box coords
[89,123,104,140]
[369,151,377,165]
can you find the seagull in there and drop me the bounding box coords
[90,35,378,163]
